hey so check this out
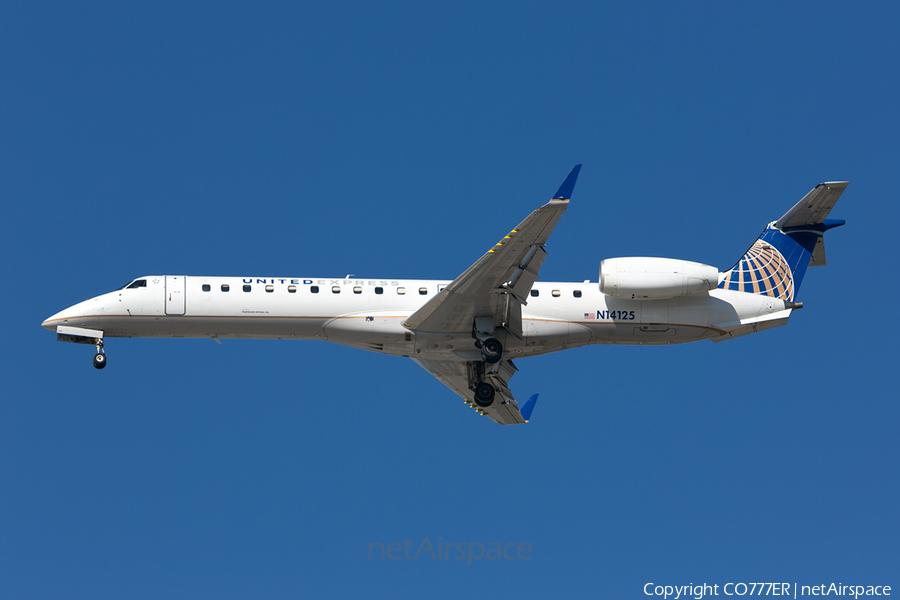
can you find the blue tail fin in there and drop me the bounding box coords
[718,182,848,301]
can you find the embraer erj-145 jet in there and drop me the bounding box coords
[42,166,848,425]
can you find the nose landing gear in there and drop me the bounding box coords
[93,340,107,370]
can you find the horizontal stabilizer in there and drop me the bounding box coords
[775,181,848,229]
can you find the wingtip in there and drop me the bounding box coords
[552,165,582,200]
[521,393,539,422]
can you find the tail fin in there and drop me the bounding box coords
[719,182,848,301]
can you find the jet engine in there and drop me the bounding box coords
[599,257,719,299]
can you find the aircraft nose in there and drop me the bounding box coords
[41,303,83,331]
[41,292,115,332]
[42,308,69,331]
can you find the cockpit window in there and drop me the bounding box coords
[125,279,147,289]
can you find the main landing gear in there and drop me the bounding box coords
[470,326,505,408]
[468,358,499,408]
[479,337,503,364]
[93,340,107,370]
[473,382,495,407]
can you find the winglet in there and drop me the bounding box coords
[521,394,539,422]
[552,165,582,200]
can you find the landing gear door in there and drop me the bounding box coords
[165,276,186,316]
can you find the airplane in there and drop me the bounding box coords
[41,166,848,425]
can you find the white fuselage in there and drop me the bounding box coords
[41,275,792,360]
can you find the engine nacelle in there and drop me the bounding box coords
[599,257,719,299]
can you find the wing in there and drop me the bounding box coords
[402,165,581,337]
[406,166,581,424]
[413,358,529,425]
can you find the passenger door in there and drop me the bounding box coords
[165,276,186,316]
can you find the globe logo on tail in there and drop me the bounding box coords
[718,240,794,301]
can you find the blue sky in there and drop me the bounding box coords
[3,2,898,598]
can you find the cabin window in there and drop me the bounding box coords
[552,289,561,297]
[397,287,406,295]
[419,287,427,295]
[353,286,362,294]
[243,285,251,292]
[265,285,274,293]
[288,285,296,293]
[311,286,319,293]
[530,289,539,297]
[573,290,582,298]
[202,284,211,292]
[126,279,147,289]
[221,284,230,292]
[332,286,341,294]
[375,287,383,295]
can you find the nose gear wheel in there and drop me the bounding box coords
[93,339,106,370]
